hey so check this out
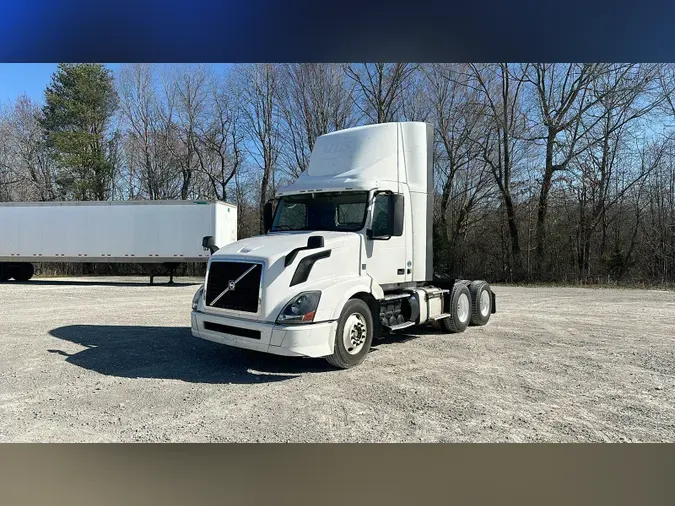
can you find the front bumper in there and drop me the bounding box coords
[191,311,336,358]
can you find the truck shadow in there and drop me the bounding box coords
[8,279,199,288]
[370,325,445,349]
[48,325,335,384]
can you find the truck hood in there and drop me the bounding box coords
[211,231,359,265]
[205,231,363,322]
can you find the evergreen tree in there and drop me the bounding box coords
[41,63,118,200]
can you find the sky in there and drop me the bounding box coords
[0,63,119,106]
[0,63,232,107]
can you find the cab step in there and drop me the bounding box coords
[381,293,411,302]
[431,313,451,320]
[384,321,416,331]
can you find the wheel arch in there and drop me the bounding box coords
[348,291,381,339]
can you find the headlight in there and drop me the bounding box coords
[276,291,321,324]
[192,285,204,311]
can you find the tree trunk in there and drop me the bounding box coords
[259,172,270,234]
[504,192,522,279]
[536,128,556,277]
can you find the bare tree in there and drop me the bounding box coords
[0,96,58,201]
[640,65,675,283]
[570,64,663,278]
[118,64,157,199]
[401,65,432,122]
[278,63,354,179]
[0,105,17,201]
[193,71,243,201]
[468,63,532,279]
[343,63,419,123]
[425,63,492,275]
[157,64,211,200]
[118,63,192,200]
[239,63,283,234]
[521,63,617,274]
[657,63,675,121]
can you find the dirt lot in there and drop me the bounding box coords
[0,277,673,442]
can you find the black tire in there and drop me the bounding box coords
[325,298,373,369]
[13,263,34,282]
[468,280,492,326]
[440,283,471,333]
[0,264,10,282]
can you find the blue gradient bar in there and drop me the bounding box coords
[0,0,674,61]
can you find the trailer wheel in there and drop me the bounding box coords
[0,264,10,282]
[441,283,471,333]
[13,263,34,282]
[468,280,492,326]
[326,298,373,369]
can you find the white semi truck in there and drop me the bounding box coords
[0,200,237,283]
[191,122,496,368]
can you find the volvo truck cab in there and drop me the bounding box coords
[191,121,496,369]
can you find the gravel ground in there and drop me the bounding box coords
[0,277,674,442]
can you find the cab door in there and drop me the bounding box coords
[363,190,408,286]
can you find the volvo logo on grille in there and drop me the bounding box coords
[228,280,237,291]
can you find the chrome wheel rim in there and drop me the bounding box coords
[480,289,490,317]
[343,313,367,355]
[457,293,470,323]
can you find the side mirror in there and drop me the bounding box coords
[307,236,324,249]
[202,236,218,254]
[368,192,404,240]
[391,193,404,237]
[263,200,274,233]
[284,235,325,267]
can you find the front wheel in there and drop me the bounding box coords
[325,299,373,369]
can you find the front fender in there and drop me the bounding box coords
[298,275,382,322]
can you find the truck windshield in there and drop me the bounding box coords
[271,191,369,232]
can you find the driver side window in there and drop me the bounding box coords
[372,194,390,237]
[277,201,306,229]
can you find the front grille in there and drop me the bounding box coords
[205,261,262,313]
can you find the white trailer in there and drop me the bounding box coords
[190,122,496,368]
[0,200,237,282]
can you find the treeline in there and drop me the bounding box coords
[1,63,674,284]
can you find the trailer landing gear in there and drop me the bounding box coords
[149,263,179,285]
